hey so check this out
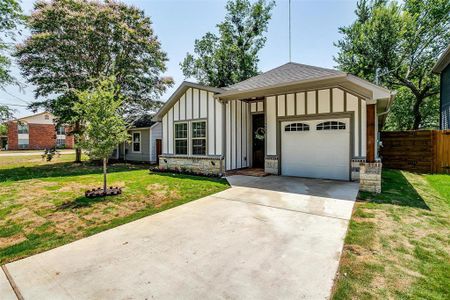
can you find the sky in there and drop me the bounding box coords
[0,0,359,117]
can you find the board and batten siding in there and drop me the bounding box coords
[266,87,368,158]
[161,87,223,156]
[250,100,264,113]
[150,123,162,163]
[225,100,251,171]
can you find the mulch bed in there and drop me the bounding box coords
[85,187,122,198]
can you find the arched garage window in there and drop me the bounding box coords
[284,123,310,132]
[316,121,346,131]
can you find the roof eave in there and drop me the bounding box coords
[432,45,450,74]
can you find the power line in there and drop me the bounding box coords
[1,90,31,105]
[0,103,28,108]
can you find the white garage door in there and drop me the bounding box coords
[281,118,350,181]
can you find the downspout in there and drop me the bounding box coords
[376,92,396,160]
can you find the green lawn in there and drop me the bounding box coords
[0,155,228,264]
[332,169,450,300]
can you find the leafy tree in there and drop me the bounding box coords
[0,124,7,136]
[335,0,450,130]
[181,0,275,87]
[0,0,23,117]
[0,104,14,124]
[0,0,23,87]
[75,76,129,194]
[384,87,439,130]
[16,0,173,162]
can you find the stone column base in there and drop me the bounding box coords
[264,156,279,174]
[359,162,382,193]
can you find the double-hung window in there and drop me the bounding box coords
[18,139,29,149]
[18,123,28,134]
[132,132,141,152]
[175,123,188,155]
[56,126,65,135]
[192,121,206,155]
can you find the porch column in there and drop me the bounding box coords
[366,104,376,163]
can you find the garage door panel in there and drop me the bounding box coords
[281,119,350,181]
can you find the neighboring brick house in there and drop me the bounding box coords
[6,112,74,150]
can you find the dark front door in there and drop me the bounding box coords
[252,114,265,168]
[156,139,162,164]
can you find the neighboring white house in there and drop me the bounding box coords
[153,62,394,182]
[113,117,162,164]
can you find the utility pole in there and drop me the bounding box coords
[289,0,292,62]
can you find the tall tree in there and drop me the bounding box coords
[0,0,23,118]
[181,0,275,87]
[16,0,173,162]
[0,0,23,86]
[75,76,129,194]
[335,0,450,129]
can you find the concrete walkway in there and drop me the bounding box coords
[1,175,358,300]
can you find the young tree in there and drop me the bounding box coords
[0,0,23,87]
[335,0,450,130]
[75,77,129,194]
[16,0,173,162]
[181,0,275,87]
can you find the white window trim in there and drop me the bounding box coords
[174,122,189,155]
[132,132,142,153]
[56,126,66,135]
[17,123,29,134]
[191,120,207,156]
[173,120,208,156]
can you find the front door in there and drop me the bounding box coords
[252,114,265,168]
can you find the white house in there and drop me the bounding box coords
[112,116,162,164]
[153,63,393,183]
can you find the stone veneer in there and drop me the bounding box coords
[264,156,279,174]
[351,158,366,180]
[159,155,225,176]
[359,162,382,193]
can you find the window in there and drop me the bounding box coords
[132,132,141,152]
[18,139,29,149]
[285,123,310,132]
[56,138,65,147]
[17,123,28,134]
[56,126,65,135]
[192,121,206,155]
[175,123,188,155]
[316,121,346,131]
[44,114,49,120]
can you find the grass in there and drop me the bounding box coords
[332,169,450,300]
[0,154,229,264]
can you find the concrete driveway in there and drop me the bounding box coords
[1,175,358,300]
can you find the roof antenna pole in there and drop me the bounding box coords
[289,0,292,62]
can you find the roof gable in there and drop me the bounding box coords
[153,81,224,121]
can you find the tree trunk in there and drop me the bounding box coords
[103,158,107,194]
[412,95,424,130]
[74,120,82,163]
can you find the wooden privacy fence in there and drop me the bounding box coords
[380,130,450,174]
